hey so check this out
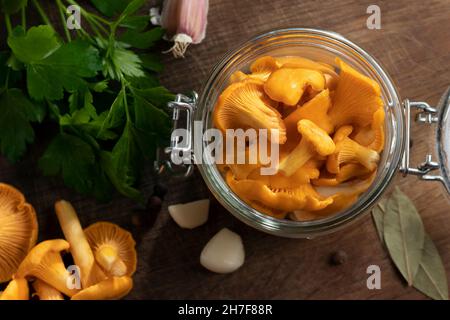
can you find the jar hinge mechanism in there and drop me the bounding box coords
[154,92,198,178]
[400,99,444,184]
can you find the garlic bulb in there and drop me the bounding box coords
[200,228,245,274]
[161,0,209,58]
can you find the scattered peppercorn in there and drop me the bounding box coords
[330,250,348,265]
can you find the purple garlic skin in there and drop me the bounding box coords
[161,0,209,58]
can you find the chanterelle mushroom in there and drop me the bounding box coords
[84,222,137,277]
[0,278,29,300]
[32,279,64,300]
[15,239,79,297]
[213,79,286,144]
[278,119,335,176]
[0,183,38,283]
[55,200,106,288]
[71,276,133,300]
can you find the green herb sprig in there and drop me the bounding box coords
[0,0,174,202]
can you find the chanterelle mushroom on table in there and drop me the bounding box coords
[84,222,137,277]
[15,239,79,297]
[0,183,38,283]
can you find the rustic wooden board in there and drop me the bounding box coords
[1,0,450,299]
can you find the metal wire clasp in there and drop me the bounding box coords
[154,92,198,178]
[400,99,444,183]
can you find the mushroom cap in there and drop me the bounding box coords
[0,183,38,283]
[71,276,133,300]
[15,239,79,297]
[84,222,137,277]
[328,58,383,127]
[297,119,335,156]
[0,278,29,300]
[213,79,286,144]
[264,67,325,105]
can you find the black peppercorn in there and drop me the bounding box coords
[330,250,348,265]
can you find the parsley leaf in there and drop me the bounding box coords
[101,123,143,201]
[89,0,131,17]
[1,0,28,14]
[8,27,102,100]
[39,133,96,193]
[0,88,42,162]
[119,27,165,49]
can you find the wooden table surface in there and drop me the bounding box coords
[1,0,450,300]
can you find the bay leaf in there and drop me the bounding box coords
[413,234,449,300]
[383,187,425,286]
[372,205,385,243]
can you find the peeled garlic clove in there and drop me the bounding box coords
[200,228,245,274]
[168,199,210,229]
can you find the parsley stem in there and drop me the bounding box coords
[21,7,26,29]
[64,0,109,35]
[56,0,71,42]
[4,14,12,35]
[31,0,55,31]
[122,83,131,121]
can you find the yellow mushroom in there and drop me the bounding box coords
[284,89,334,142]
[54,200,106,288]
[15,239,79,297]
[32,279,64,300]
[0,183,38,283]
[278,119,335,177]
[84,222,137,277]
[71,276,133,300]
[276,56,339,83]
[328,58,383,128]
[264,67,325,106]
[226,171,333,212]
[0,278,29,300]
[312,163,372,187]
[213,79,286,144]
[353,107,385,153]
[248,56,281,81]
[293,171,376,220]
[326,127,380,174]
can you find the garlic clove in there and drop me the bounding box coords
[200,228,245,274]
[168,199,210,229]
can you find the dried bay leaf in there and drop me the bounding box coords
[413,234,449,300]
[372,198,387,243]
[383,187,425,286]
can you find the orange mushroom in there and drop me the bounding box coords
[213,79,286,144]
[71,276,133,300]
[15,239,79,297]
[278,119,335,176]
[226,171,333,212]
[352,107,385,153]
[328,58,383,128]
[32,279,64,300]
[0,278,29,300]
[264,67,325,106]
[84,222,137,277]
[0,183,38,283]
[284,89,334,140]
[326,126,380,174]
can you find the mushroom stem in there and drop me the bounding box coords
[278,138,314,176]
[32,279,64,300]
[0,278,29,300]
[71,276,133,300]
[55,200,106,288]
[95,245,128,277]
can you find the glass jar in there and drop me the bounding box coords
[163,28,450,238]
